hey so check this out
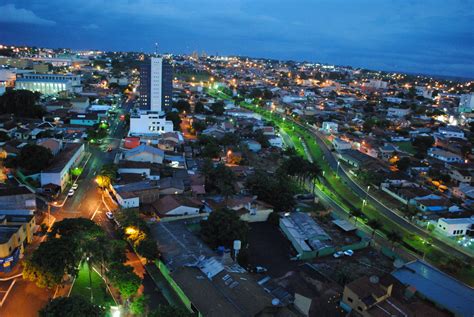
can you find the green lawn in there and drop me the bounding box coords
[397,141,416,155]
[71,262,114,307]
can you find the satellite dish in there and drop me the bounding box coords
[369,276,379,284]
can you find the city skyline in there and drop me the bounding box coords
[0,0,473,78]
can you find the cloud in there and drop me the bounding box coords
[83,23,99,30]
[0,4,55,26]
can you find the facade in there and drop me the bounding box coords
[0,213,36,272]
[427,148,463,163]
[131,58,174,136]
[70,113,100,126]
[333,138,352,151]
[321,121,338,134]
[139,57,172,112]
[122,144,164,164]
[129,111,174,136]
[437,126,465,139]
[40,143,85,190]
[436,217,474,237]
[15,73,82,95]
[459,93,474,113]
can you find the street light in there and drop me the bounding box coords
[336,161,340,178]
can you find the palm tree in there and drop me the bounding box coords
[386,231,403,251]
[367,219,383,238]
[307,162,322,193]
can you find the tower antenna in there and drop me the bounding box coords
[154,42,158,56]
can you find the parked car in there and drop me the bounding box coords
[255,266,268,273]
[72,183,78,190]
[106,211,114,220]
[333,251,344,258]
[68,189,75,197]
[344,250,354,256]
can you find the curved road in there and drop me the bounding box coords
[290,118,473,263]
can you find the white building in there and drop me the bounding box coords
[437,126,465,139]
[130,57,174,136]
[321,122,338,134]
[40,143,85,191]
[387,107,410,118]
[363,79,388,90]
[129,111,174,136]
[269,136,283,148]
[436,217,474,237]
[15,73,82,95]
[459,93,474,113]
[428,148,463,163]
[122,144,164,164]
[332,138,352,151]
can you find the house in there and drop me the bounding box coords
[0,186,36,211]
[321,121,338,134]
[378,144,399,161]
[70,97,90,113]
[70,113,100,126]
[117,160,161,180]
[387,107,410,118]
[415,196,449,213]
[122,144,164,164]
[437,126,465,139]
[392,260,474,317]
[427,148,463,163]
[338,149,376,169]
[245,140,262,152]
[40,143,85,191]
[37,138,63,156]
[110,180,160,208]
[436,217,474,237]
[452,183,474,200]
[341,274,449,317]
[449,169,471,184]
[0,212,36,272]
[221,196,274,222]
[268,136,283,148]
[152,195,202,217]
[332,138,352,152]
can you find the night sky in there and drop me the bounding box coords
[1,0,473,78]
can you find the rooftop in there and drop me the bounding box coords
[392,260,474,317]
[42,142,83,173]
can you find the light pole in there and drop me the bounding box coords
[336,161,340,178]
[365,185,371,202]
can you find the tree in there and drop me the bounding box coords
[166,111,182,130]
[0,131,10,141]
[150,305,193,317]
[200,208,249,249]
[194,101,205,114]
[39,296,105,317]
[386,231,403,250]
[23,237,80,288]
[213,163,236,198]
[174,99,191,113]
[349,208,363,226]
[136,238,159,262]
[0,89,44,118]
[210,101,225,115]
[396,157,411,171]
[107,263,141,299]
[130,295,149,316]
[17,144,53,173]
[367,219,383,238]
[412,136,434,155]
[99,163,118,182]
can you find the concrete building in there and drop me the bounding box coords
[0,186,36,211]
[70,113,100,126]
[332,138,352,151]
[437,126,465,139]
[387,107,410,118]
[458,93,474,113]
[321,121,338,134]
[436,217,474,237]
[40,143,85,190]
[130,57,174,136]
[427,147,463,163]
[15,73,82,95]
[0,212,36,272]
[122,144,164,164]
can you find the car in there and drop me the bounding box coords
[67,189,75,196]
[106,211,114,220]
[71,183,78,190]
[255,266,268,273]
[344,250,354,256]
[333,251,344,258]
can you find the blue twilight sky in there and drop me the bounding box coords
[0,0,473,78]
